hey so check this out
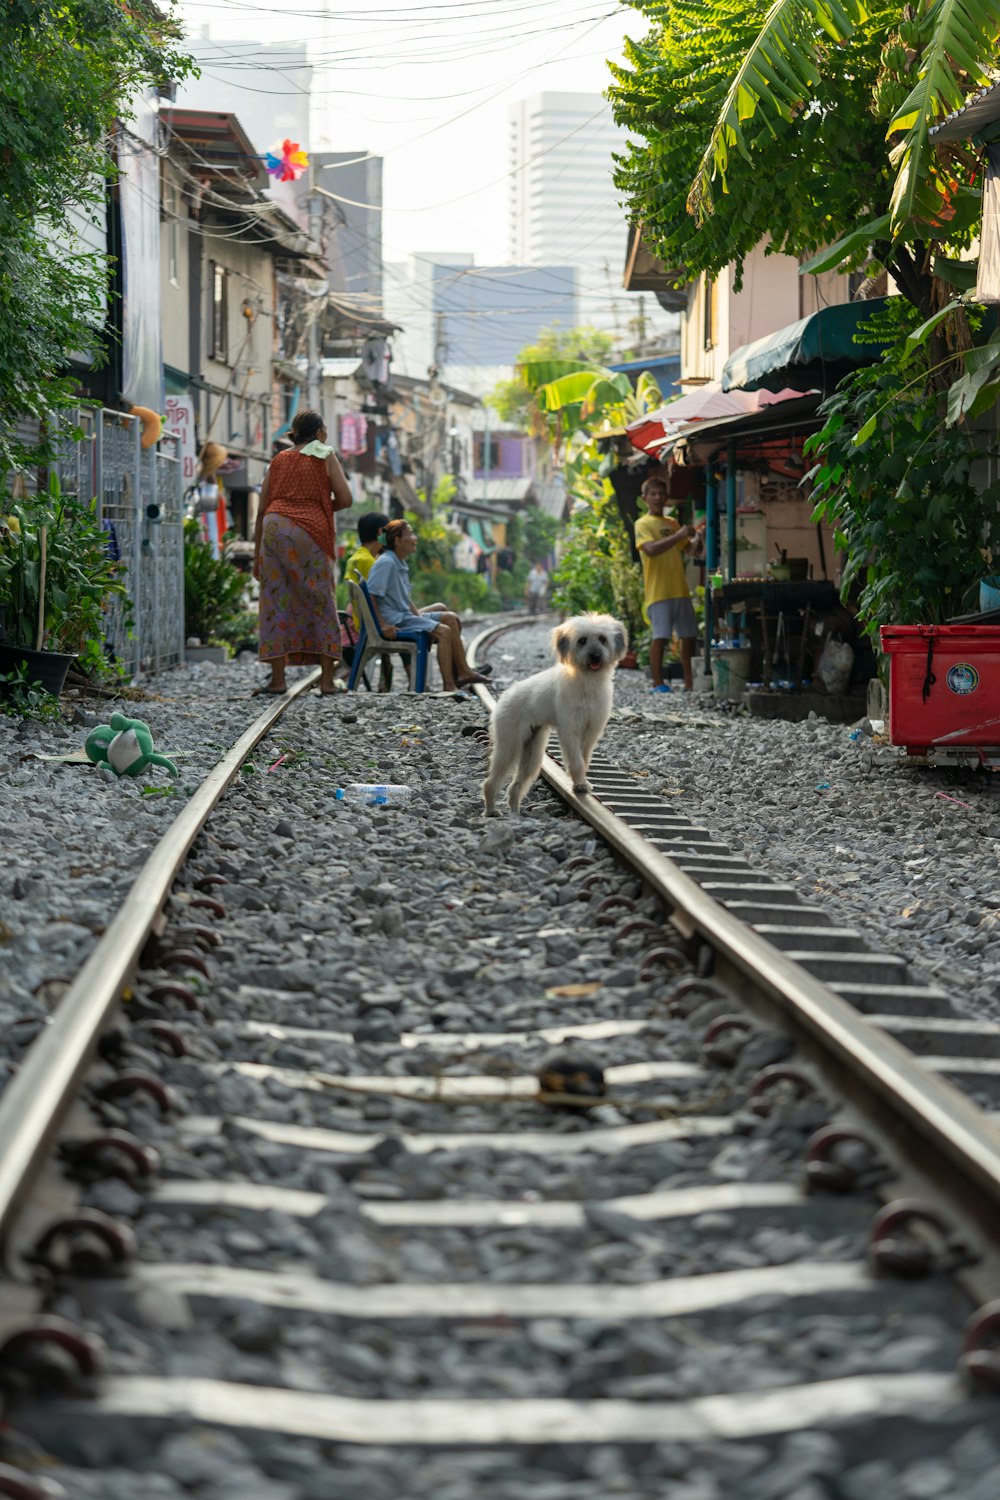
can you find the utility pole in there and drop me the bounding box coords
[306,163,323,414]
[426,312,447,505]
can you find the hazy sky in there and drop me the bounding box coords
[176,0,642,266]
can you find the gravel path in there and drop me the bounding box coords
[2,627,996,1498]
[490,619,1000,1025]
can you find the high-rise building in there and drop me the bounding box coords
[509,91,634,334]
[384,253,576,394]
[312,151,384,311]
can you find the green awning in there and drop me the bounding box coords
[164,365,194,395]
[722,297,893,394]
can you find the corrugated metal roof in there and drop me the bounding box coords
[930,79,1000,142]
[533,479,567,519]
[478,478,534,503]
[322,358,362,379]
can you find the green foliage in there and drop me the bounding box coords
[0,2,191,462]
[488,325,616,425]
[520,504,561,562]
[0,474,130,658]
[215,608,259,652]
[685,0,870,224]
[183,521,247,644]
[407,510,456,577]
[552,489,649,652]
[403,504,503,615]
[885,0,1000,233]
[610,0,890,291]
[0,661,62,722]
[807,301,1000,641]
[608,0,993,306]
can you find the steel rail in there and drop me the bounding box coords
[0,671,320,1252]
[468,623,1000,1289]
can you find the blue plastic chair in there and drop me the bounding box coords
[347,580,430,693]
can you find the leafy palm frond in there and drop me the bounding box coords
[534,371,608,412]
[634,370,664,414]
[798,214,890,274]
[517,359,612,391]
[886,0,1000,233]
[580,374,633,418]
[687,0,868,223]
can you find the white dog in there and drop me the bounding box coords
[482,613,627,815]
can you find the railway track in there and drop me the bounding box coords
[0,621,998,1499]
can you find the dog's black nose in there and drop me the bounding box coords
[588,653,603,667]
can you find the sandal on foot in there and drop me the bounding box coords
[252,685,286,697]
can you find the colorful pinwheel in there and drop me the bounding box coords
[264,139,309,183]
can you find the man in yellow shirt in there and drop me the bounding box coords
[342,511,390,688]
[634,476,705,693]
[344,511,389,626]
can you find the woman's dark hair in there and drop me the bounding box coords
[383,519,411,553]
[290,410,325,444]
[358,511,389,545]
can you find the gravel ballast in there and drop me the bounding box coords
[1,631,997,1499]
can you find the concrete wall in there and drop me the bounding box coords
[199,235,275,468]
[160,159,191,378]
[680,246,853,383]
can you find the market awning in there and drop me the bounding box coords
[627,384,804,455]
[722,298,893,394]
[627,384,759,453]
[672,393,823,466]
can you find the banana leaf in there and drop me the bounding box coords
[517,358,614,391]
[688,0,868,221]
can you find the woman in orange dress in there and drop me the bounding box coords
[253,410,353,695]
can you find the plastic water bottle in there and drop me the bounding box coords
[335,783,411,807]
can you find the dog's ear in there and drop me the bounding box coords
[552,624,572,660]
[613,625,628,659]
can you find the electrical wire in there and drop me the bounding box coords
[310,103,611,215]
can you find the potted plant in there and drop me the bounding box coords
[183,519,248,661]
[0,475,129,697]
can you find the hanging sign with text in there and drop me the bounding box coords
[164,396,197,487]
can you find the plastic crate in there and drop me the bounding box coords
[880,624,1000,751]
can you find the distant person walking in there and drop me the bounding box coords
[525,561,550,615]
[253,410,352,696]
[634,475,704,693]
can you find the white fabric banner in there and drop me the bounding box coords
[976,146,1000,304]
[120,91,164,411]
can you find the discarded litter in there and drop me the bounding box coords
[336,783,411,807]
[935,792,973,810]
[815,782,830,790]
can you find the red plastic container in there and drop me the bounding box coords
[881,624,1000,752]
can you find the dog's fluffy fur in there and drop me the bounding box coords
[482,613,627,815]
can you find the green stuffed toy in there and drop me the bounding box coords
[85,712,178,779]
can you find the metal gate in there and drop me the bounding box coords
[53,408,184,678]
